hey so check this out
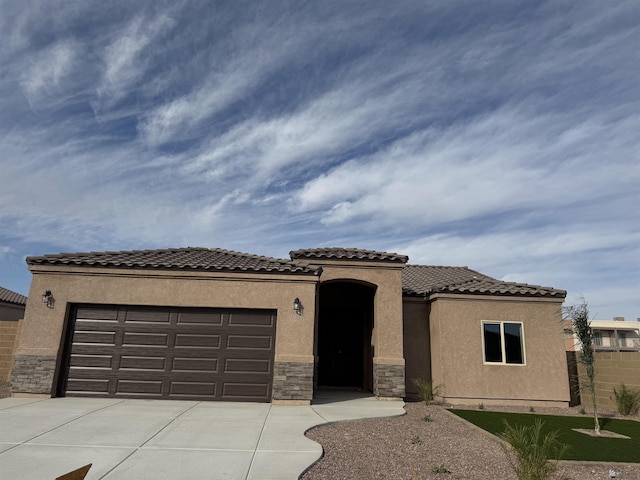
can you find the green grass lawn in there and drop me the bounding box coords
[449,409,640,463]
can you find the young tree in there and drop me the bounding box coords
[565,300,600,434]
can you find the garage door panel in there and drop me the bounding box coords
[223,326,276,337]
[70,354,113,369]
[69,345,117,357]
[64,305,276,402]
[172,357,218,372]
[229,312,274,326]
[174,334,220,348]
[73,320,118,331]
[125,309,171,323]
[119,356,166,370]
[177,310,224,325]
[170,381,216,396]
[117,379,163,395]
[222,351,273,363]
[75,308,119,321]
[123,332,169,346]
[222,383,269,400]
[66,378,110,394]
[73,331,116,344]
[224,358,271,373]
[226,335,273,349]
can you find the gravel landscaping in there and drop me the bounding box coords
[302,402,640,480]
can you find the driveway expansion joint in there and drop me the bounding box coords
[96,400,202,480]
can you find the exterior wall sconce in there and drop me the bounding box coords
[293,297,303,315]
[41,290,54,308]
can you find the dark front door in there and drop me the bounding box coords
[317,282,374,389]
[318,307,365,387]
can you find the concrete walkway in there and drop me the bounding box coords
[0,391,404,479]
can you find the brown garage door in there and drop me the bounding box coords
[62,305,276,402]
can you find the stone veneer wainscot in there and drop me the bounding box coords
[272,361,314,401]
[11,355,56,394]
[374,363,405,398]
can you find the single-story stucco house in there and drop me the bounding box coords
[10,247,570,407]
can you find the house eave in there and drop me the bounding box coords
[403,291,566,303]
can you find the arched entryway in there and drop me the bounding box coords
[317,281,375,390]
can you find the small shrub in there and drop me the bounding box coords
[432,464,451,474]
[411,435,423,445]
[478,403,485,410]
[500,418,569,480]
[412,378,442,404]
[612,384,640,416]
[422,415,433,422]
[579,407,586,415]
[529,407,535,413]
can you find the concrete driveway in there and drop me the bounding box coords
[0,391,404,480]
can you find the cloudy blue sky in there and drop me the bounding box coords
[1,1,638,320]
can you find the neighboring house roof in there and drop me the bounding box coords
[26,248,319,275]
[0,286,27,305]
[290,247,408,263]
[584,319,640,331]
[402,265,566,298]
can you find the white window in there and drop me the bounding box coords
[482,321,525,365]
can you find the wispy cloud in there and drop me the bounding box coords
[0,1,637,318]
[292,105,639,229]
[98,14,175,103]
[19,41,78,107]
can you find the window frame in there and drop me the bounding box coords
[481,320,526,366]
[593,330,603,347]
[617,331,627,348]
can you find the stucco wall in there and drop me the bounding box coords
[312,260,405,367]
[429,294,569,407]
[576,351,640,411]
[403,297,431,399]
[14,265,318,396]
[296,259,406,398]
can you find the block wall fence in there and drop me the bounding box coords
[576,351,640,411]
[0,319,22,381]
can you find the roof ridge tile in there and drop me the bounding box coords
[290,247,408,263]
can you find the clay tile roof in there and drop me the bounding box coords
[26,247,319,275]
[0,286,27,305]
[290,247,408,263]
[402,265,566,298]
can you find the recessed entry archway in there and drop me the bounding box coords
[317,281,375,390]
